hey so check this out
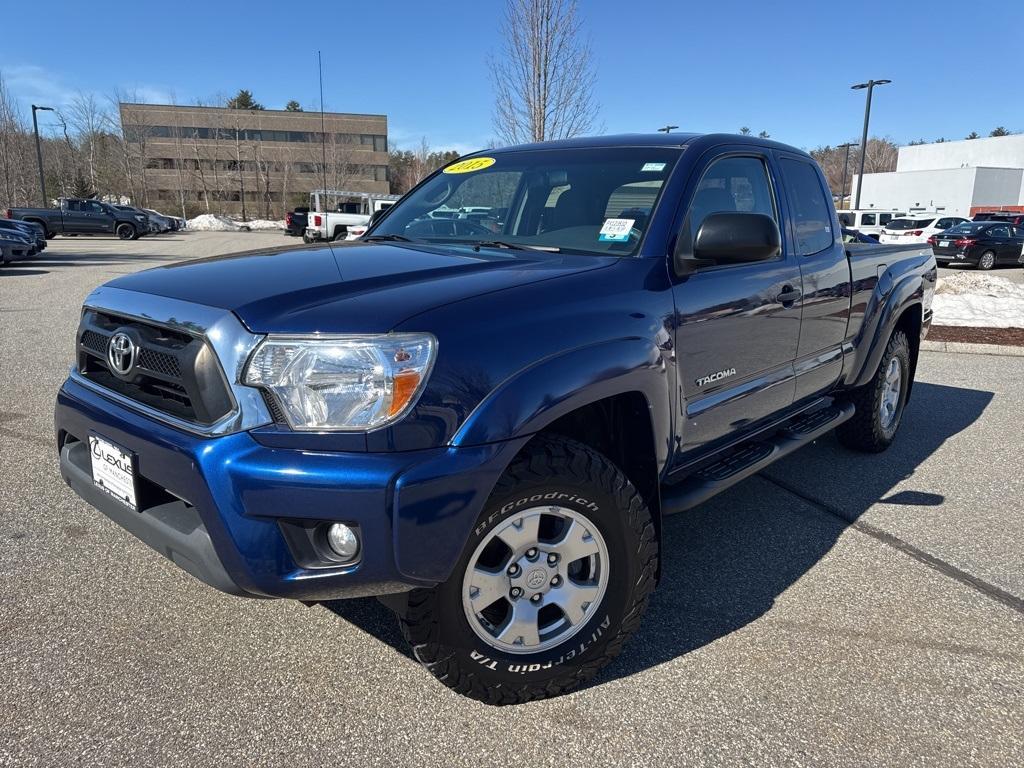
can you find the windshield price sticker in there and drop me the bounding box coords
[443,157,496,174]
[641,162,666,172]
[599,218,635,242]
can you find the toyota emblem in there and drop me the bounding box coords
[107,331,136,376]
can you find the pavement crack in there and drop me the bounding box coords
[758,473,1024,617]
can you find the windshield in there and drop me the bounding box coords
[370,147,683,255]
[887,217,936,229]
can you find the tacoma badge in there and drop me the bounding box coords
[696,368,737,387]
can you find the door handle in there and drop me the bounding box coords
[777,285,802,305]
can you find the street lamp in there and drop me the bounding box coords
[657,125,678,134]
[836,142,857,210]
[850,79,891,210]
[31,104,54,207]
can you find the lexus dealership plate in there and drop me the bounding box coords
[89,434,138,511]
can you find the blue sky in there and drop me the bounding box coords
[3,0,1017,153]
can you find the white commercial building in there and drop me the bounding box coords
[851,134,1024,217]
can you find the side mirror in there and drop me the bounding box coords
[692,212,781,265]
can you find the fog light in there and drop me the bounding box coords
[326,523,360,561]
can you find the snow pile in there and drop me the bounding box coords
[244,218,286,230]
[186,214,285,231]
[933,272,1024,328]
[187,214,243,231]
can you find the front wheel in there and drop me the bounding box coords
[116,223,137,240]
[837,329,911,452]
[977,250,996,271]
[395,435,658,705]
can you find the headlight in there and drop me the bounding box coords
[243,334,436,431]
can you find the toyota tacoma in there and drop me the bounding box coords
[55,133,936,704]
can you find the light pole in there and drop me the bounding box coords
[837,142,857,210]
[657,125,678,134]
[31,104,54,207]
[850,79,891,210]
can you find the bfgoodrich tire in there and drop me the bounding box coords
[837,329,911,452]
[395,435,658,705]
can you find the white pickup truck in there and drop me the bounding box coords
[303,191,401,243]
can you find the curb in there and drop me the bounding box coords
[921,339,1024,357]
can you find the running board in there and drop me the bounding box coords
[661,401,855,514]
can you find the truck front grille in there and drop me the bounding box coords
[75,309,234,426]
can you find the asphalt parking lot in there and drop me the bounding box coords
[2,232,1023,767]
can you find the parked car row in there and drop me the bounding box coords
[838,206,1024,270]
[4,197,184,243]
[0,217,47,265]
[113,205,184,234]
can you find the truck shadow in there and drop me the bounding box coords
[323,381,994,688]
[13,251,178,268]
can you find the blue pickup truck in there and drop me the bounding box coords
[56,133,935,704]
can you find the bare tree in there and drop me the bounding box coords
[67,92,107,194]
[811,137,899,197]
[0,72,36,206]
[489,0,598,145]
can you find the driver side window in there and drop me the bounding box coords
[687,155,776,241]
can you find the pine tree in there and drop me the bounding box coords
[227,89,265,110]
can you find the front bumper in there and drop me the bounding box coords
[56,377,528,601]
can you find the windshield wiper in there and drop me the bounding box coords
[471,240,561,253]
[362,233,413,242]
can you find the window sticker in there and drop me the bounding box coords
[641,162,666,172]
[443,157,496,174]
[599,218,635,242]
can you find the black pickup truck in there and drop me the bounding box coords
[6,198,149,240]
[56,133,936,704]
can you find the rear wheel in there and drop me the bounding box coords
[977,250,996,271]
[116,223,137,241]
[394,435,658,705]
[837,329,911,452]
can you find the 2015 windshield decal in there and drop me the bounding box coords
[443,157,496,174]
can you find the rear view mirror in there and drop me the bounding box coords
[692,212,781,264]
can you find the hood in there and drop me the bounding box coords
[104,242,615,334]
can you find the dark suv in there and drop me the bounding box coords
[971,211,1024,226]
[930,221,1024,269]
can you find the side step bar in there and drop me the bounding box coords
[661,401,855,514]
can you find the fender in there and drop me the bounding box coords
[451,336,673,473]
[845,267,924,389]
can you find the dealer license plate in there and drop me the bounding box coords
[89,434,138,511]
